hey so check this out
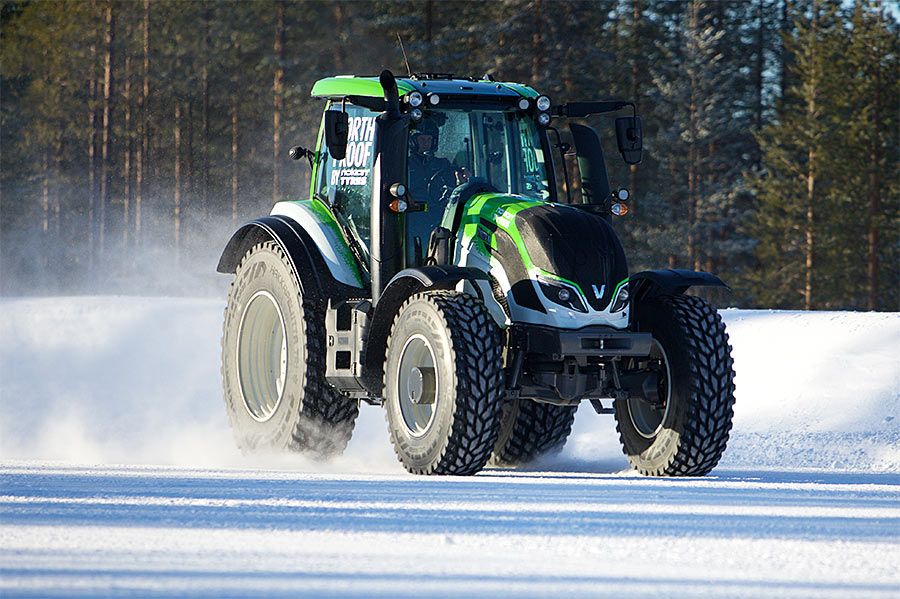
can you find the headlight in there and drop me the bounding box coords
[536,95,551,112]
[536,112,551,126]
[537,277,587,313]
[427,93,440,106]
[407,91,423,107]
[517,98,530,111]
[610,284,630,313]
[409,108,423,122]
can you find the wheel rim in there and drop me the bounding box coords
[237,290,288,422]
[626,339,672,439]
[396,334,438,437]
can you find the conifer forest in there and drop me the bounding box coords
[1,0,897,309]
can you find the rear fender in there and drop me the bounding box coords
[217,212,364,301]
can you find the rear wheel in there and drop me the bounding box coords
[221,241,358,458]
[490,401,577,467]
[614,294,735,476]
[384,291,504,475]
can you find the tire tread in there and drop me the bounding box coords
[615,294,736,476]
[386,291,504,475]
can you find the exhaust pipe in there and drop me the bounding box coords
[380,69,400,117]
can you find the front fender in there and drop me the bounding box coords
[629,268,728,302]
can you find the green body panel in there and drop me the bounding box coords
[311,75,538,101]
[452,192,627,299]
[308,110,327,199]
[311,76,415,98]
[497,82,540,98]
[278,198,366,287]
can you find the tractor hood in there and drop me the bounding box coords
[452,192,630,329]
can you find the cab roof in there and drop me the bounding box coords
[310,75,539,101]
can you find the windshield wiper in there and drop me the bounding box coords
[318,193,371,280]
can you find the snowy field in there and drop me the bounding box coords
[1,297,898,597]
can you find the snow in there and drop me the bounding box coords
[1,296,899,597]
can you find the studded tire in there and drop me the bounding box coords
[490,401,577,467]
[384,291,505,475]
[614,294,736,476]
[221,240,358,458]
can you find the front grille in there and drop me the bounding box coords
[515,204,627,311]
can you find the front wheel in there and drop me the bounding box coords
[614,294,736,476]
[384,291,505,475]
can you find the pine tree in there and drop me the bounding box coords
[753,2,848,309]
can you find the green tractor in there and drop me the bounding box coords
[217,70,736,476]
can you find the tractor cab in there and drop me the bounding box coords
[294,72,645,306]
[305,74,559,271]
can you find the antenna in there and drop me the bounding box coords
[396,33,412,78]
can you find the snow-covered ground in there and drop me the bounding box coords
[1,297,898,597]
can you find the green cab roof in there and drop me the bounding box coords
[310,75,539,100]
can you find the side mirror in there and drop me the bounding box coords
[289,145,314,168]
[324,109,349,160]
[615,116,642,165]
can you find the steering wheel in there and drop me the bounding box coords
[427,167,471,205]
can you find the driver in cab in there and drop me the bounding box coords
[407,117,468,207]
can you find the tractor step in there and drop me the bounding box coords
[325,299,370,394]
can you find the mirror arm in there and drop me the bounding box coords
[289,145,315,169]
[553,100,635,118]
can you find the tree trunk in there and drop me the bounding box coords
[231,38,240,228]
[201,1,210,221]
[273,1,285,203]
[779,0,790,107]
[186,98,194,213]
[232,94,239,228]
[53,132,63,235]
[629,0,642,213]
[687,0,700,271]
[87,42,98,268]
[123,47,132,246]
[866,13,882,310]
[754,0,765,168]
[174,102,182,266]
[41,149,49,234]
[136,0,150,244]
[531,0,543,86]
[334,3,347,71]
[804,2,818,311]
[425,0,433,67]
[99,0,116,255]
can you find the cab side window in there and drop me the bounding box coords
[318,104,378,247]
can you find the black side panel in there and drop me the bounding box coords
[443,178,498,239]
[388,265,490,288]
[514,204,627,311]
[490,229,546,314]
[570,123,612,209]
[371,110,409,304]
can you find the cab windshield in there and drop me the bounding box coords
[407,107,551,206]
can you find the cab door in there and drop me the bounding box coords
[316,103,379,250]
